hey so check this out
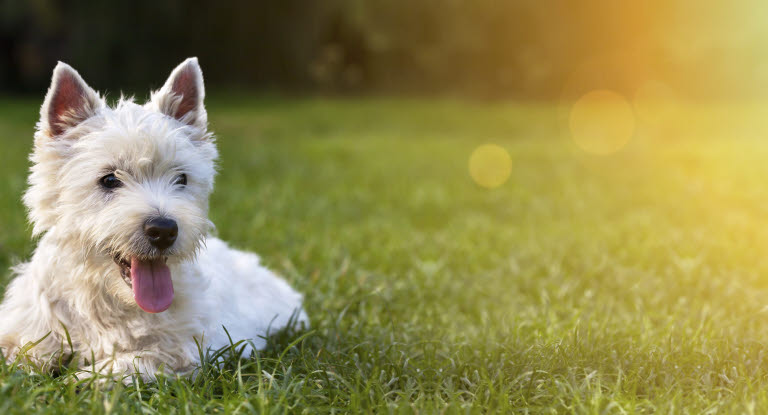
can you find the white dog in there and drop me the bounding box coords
[0,58,308,380]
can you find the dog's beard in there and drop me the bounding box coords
[99,220,207,313]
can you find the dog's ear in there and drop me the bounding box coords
[39,62,103,138]
[150,57,207,129]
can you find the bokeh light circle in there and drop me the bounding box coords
[468,144,512,189]
[569,90,635,155]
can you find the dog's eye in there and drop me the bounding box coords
[100,173,122,189]
[174,174,187,186]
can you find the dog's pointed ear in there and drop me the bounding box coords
[150,57,207,129]
[39,62,103,138]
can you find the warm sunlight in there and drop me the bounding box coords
[570,90,635,155]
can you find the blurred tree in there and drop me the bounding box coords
[0,0,760,99]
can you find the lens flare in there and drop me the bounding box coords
[570,90,635,155]
[469,144,512,189]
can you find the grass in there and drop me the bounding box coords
[3,96,768,412]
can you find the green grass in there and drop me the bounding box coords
[4,97,768,413]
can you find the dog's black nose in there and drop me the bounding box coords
[144,218,178,250]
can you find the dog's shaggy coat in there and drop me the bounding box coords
[0,58,308,380]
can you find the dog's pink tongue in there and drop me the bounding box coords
[130,257,174,313]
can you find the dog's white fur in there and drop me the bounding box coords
[0,58,308,380]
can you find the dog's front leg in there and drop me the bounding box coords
[76,353,163,384]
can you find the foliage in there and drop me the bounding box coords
[0,0,720,98]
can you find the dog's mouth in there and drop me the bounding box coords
[113,254,174,314]
[115,256,132,287]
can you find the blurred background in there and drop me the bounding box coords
[2,0,767,101]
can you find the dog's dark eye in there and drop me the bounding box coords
[100,173,122,189]
[174,174,187,186]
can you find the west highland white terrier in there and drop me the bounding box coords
[0,58,308,380]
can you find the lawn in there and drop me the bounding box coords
[3,96,768,413]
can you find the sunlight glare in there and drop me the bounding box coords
[570,90,635,155]
[633,81,679,125]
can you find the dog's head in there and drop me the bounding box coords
[25,58,218,313]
